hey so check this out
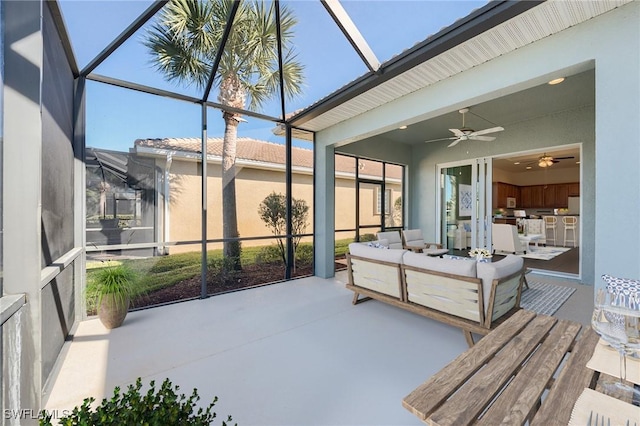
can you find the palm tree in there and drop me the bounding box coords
[145,0,304,269]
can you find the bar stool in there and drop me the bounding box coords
[543,216,557,246]
[562,216,578,247]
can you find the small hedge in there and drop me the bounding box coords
[40,378,235,426]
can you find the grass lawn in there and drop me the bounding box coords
[87,239,355,301]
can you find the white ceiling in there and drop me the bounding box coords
[362,68,593,176]
[377,69,595,147]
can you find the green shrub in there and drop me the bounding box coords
[255,244,281,264]
[40,378,234,426]
[359,233,377,242]
[295,244,313,265]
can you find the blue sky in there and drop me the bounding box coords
[59,0,487,152]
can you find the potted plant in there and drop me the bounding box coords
[87,263,137,329]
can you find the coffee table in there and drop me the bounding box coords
[518,233,543,252]
[402,310,638,425]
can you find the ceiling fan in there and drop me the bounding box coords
[424,108,504,147]
[529,153,576,168]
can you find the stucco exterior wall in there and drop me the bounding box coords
[166,158,400,254]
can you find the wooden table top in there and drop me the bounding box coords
[402,309,612,425]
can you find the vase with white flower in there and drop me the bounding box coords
[469,248,492,262]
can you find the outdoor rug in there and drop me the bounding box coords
[517,246,571,261]
[520,281,576,316]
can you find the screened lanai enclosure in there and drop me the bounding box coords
[67,0,445,308]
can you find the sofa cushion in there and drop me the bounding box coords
[476,255,524,311]
[348,243,406,264]
[402,251,477,277]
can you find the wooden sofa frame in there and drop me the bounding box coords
[346,253,524,347]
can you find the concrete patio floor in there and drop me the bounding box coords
[43,272,593,426]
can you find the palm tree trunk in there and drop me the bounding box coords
[222,112,242,270]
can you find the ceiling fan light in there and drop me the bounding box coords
[538,156,554,167]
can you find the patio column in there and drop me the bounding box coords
[314,143,335,278]
[2,0,44,413]
[594,25,640,289]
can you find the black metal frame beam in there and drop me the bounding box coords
[290,0,543,128]
[202,0,240,101]
[321,0,380,73]
[87,73,282,123]
[80,1,168,76]
[47,1,80,77]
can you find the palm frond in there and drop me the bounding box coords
[144,0,305,109]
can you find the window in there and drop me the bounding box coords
[375,187,392,215]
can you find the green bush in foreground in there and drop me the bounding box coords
[40,378,235,426]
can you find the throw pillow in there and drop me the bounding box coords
[367,241,389,249]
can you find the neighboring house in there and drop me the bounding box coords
[88,138,402,254]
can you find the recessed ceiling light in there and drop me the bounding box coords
[548,77,565,85]
[514,162,520,165]
[399,125,407,130]
[526,166,532,169]
[576,161,580,164]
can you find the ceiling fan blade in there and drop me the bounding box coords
[553,156,575,160]
[448,139,462,147]
[469,135,495,141]
[449,128,465,137]
[470,126,504,136]
[425,136,458,143]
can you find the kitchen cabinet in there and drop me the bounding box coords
[520,185,543,208]
[568,183,580,196]
[493,182,579,208]
[554,184,569,207]
[494,217,517,225]
[493,182,520,208]
[543,185,556,208]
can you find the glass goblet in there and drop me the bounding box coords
[591,289,640,397]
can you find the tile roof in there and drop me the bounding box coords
[135,137,401,179]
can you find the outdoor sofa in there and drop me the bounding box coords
[346,243,525,346]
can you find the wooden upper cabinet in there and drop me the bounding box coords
[520,186,542,208]
[497,182,578,208]
[555,184,569,207]
[519,186,528,208]
[494,182,520,208]
[543,185,556,208]
[568,183,580,196]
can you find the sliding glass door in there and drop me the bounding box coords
[438,158,492,251]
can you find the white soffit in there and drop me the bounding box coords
[303,0,632,132]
